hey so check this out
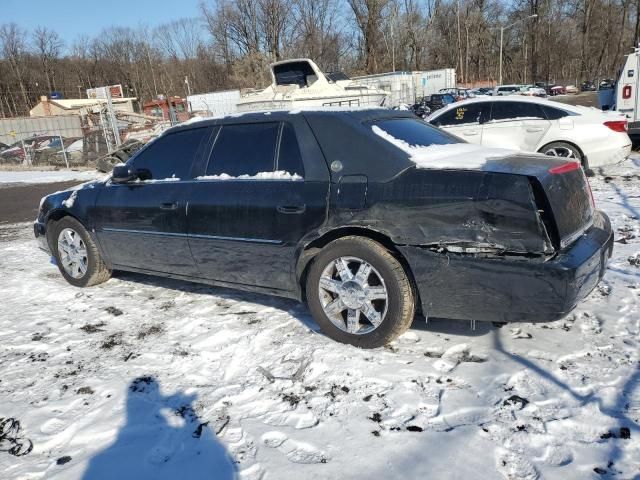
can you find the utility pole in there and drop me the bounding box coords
[498,14,538,85]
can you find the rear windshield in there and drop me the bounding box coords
[372,118,460,147]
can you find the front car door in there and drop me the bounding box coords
[92,126,213,275]
[430,101,489,144]
[481,100,551,152]
[187,115,330,293]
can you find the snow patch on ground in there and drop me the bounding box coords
[0,170,104,185]
[0,160,639,479]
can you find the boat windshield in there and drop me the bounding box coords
[273,61,317,87]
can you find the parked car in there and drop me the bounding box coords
[599,79,615,90]
[36,109,613,348]
[418,93,456,112]
[471,87,493,96]
[408,102,431,119]
[520,85,547,98]
[438,88,475,100]
[0,135,58,164]
[493,85,521,96]
[550,85,567,96]
[581,81,596,91]
[565,85,579,94]
[427,96,631,169]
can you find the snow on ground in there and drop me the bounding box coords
[1,160,639,480]
[0,170,104,186]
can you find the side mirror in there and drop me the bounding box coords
[112,165,134,183]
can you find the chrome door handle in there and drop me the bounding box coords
[160,202,179,210]
[526,127,544,132]
[462,130,479,136]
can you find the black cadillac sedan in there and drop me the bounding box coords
[34,109,613,348]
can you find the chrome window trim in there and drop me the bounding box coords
[101,227,282,245]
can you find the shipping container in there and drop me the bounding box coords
[187,90,241,117]
[352,69,456,106]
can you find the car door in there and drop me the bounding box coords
[481,101,551,151]
[92,126,213,275]
[187,118,330,292]
[430,102,489,144]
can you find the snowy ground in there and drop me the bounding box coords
[0,170,103,186]
[1,161,639,480]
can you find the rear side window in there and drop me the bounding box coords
[206,123,279,176]
[432,103,487,127]
[541,105,572,120]
[374,118,459,147]
[277,123,304,177]
[490,101,546,121]
[130,127,210,179]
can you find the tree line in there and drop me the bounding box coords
[0,0,637,117]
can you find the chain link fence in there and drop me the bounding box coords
[0,109,175,171]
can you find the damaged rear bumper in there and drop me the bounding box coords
[399,210,613,323]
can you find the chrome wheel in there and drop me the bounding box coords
[318,256,388,335]
[543,146,578,159]
[57,228,88,279]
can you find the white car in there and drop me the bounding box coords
[493,85,521,96]
[520,85,547,98]
[427,96,632,168]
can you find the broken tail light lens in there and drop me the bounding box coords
[604,120,628,132]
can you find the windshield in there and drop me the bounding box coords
[372,118,460,147]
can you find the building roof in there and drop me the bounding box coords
[49,98,137,109]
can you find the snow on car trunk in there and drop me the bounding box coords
[0,159,639,479]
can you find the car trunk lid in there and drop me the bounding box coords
[481,154,594,250]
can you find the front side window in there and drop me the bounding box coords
[130,127,210,180]
[490,101,546,122]
[373,118,460,147]
[206,123,279,176]
[432,103,487,127]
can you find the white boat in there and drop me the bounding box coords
[236,59,389,112]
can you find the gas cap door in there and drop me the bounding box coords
[336,175,368,210]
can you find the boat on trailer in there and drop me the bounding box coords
[236,59,389,112]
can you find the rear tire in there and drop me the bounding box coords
[540,141,584,165]
[48,216,111,288]
[306,236,415,348]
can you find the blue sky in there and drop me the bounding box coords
[4,0,202,45]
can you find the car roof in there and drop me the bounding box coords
[426,95,591,120]
[164,107,416,134]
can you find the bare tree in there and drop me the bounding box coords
[33,26,64,94]
[348,0,391,73]
[0,23,30,113]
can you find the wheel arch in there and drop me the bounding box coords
[45,210,89,252]
[296,226,420,309]
[537,139,588,169]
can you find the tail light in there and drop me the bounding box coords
[604,120,628,132]
[548,161,580,174]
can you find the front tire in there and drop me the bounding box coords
[48,216,111,287]
[306,236,415,348]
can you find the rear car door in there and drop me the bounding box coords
[481,101,551,151]
[93,126,213,275]
[187,118,330,292]
[430,102,489,143]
